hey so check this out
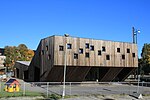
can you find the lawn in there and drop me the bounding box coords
[0,81,43,98]
[0,90,43,98]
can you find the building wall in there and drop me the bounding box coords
[14,62,28,80]
[54,36,138,67]
[27,35,138,82]
[28,36,55,81]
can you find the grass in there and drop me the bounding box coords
[0,89,63,99]
[0,81,43,98]
[0,90,43,98]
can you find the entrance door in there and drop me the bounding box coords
[34,67,40,82]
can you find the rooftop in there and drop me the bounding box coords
[16,61,30,66]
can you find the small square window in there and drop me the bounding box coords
[85,52,90,58]
[41,50,44,55]
[122,55,125,59]
[106,55,110,60]
[90,45,94,51]
[46,45,48,51]
[59,46,64,51]
[74,53,78,59]
[127,48,130,53]
[79,48,83,54]
[132,53,135,57]
[67,44,72,49]
[102,46,106,52]
[98,50,101,56]
[85,43,89,49]
[117,48,120,53]
[48,54,51,60]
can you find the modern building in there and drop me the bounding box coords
[15,35,138,82]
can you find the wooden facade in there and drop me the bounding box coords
[54,36,138,67]
[27,35,138,82]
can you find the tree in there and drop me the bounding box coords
[140,43,150,74]
[4,44,34,70]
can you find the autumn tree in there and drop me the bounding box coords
[4,44,34,70]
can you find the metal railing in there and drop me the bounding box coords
[0,81,150,99]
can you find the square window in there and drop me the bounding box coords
[127,48,130,53]
[90,45,94,51]
[42,50,44,55]
[122,55,125,59]
[59,46,64,51]
[67,44,72,49]
[117,48,120,53]
[48,54,51,60]
[46,45,48,51]
[98,50,101,56]
[102,46,106,52]
[85,43,89,49]
[85,52,90,58]
[74,53,78,59]
[79,48,83,54]
[106,55,110,60]
[132,53,135,57]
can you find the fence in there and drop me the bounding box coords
[0,81,150,99]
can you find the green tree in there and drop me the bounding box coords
[140,43,150,74]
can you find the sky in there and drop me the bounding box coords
[0,0,150,57]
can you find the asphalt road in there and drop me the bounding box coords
[19,81,150,97]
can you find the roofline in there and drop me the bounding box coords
[43,35,136,45]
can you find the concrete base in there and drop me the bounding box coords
[129,92,143,99]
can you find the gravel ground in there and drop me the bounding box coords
[1,95,150,100]
[63,95,150,100]
[0,96,44,100]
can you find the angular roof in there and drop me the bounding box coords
[16,61,30,66]
[6,79,16,84]
[5,78,20,86]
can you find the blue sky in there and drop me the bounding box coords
[0,0,149,57]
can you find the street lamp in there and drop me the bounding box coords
[62,34,69,99]
[132,27,142,98]
[132,27,140,44]
[132,27,140,92]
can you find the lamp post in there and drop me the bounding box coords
[132,27,141,95]
[62,34,69,99]
[132,27,140,44]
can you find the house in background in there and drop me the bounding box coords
[14,61,30,81]
[15,35,138,82]
[0,49,6,75]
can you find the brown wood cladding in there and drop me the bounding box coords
[54,36,138,67]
